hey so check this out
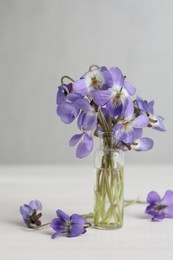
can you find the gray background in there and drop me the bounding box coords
[0,0,171,164]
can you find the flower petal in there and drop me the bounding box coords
[106,100,123,117]
[80,111,97,131]
[51,231,61,239]
[109,67,124,86]
[132,138,154,151]
[20,205,32,223]
[76,134,93,158]
[151,115,166,132]
[92,90,111,106]
[77,111,85,129]
[162,190,173,205]
[133,115,149,128]
[100,67,113,88]
[67,93,83,102]
[165,206,173,218]
[57,102,79,124]
[149,100,155,107]
[56,85,69,105]
[124,81,136,95]
[69,133,84,147]
[73,79,88,96]
[116,125,136,144]
[68,224,86,237]
[122,98,134,121]
[145,204,166,220]
[29,200,42,211]
[133,128,143,140]
[136,96,154,114]
[74,98,91,111]
[56,209,70,221]
[50,218,67,232]
[113,122,122,132]
[146,191,161,204]
[70,214,87,224]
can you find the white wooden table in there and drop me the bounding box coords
[0,164,173,260]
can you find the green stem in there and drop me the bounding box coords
[32,222,50,229]
[82,213,94,219]
[98,110,110,134]
[124,198,147,207]
[89,64,99,71]
[61,75,75,85]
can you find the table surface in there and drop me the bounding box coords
[0,164,173,260]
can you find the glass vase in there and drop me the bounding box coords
[94,132,124,229]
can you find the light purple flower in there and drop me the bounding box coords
[130,137,154,151]
[20,200,42,228]
[73,66,113,96]
[69,132,93,158]
[56,84,84,124]
[93,67,136,116]
[145,190,173,220]
[56,65,165,158]
[50,209,88,238]
[148,115,166,132]
[136,96,166,132]
[114,98,149,143]
[77,111,97,131]
[74,99,98,131]
[56,84,72,105]
[110,67,136,95]
[116,137,154,152]
[136,96,154,115]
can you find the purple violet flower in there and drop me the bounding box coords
[20,200,42,228]
[145,190,173,221]
[56,84,84,124]
[130,137,154,151]
[56,84,72,105]
[57,65,165,158]
[74,98,98,131]
[69,132,94,158]
[136,96,166,132]
[73,66,112,96]
[51,209,89,238]
[114,98,149,144]
[93,67,136,116]
[116,137,154,152]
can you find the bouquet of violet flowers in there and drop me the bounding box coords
[20,65,172,239]
[56,64,165,229]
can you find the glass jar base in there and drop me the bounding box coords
[94,223,123,230]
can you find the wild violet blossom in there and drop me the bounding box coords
[51,209,89,238]
[92,67,136,116]
[56,65,165,158]
[20,200,42,228]
[135,96,166,132]
[73,66,113,96]
[145,190,173,220]
[56,83,82,124]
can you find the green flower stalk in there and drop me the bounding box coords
[94,113,124,229]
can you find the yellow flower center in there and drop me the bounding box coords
[115,93,121,100]
[122,121,129,126]
[92,77,98,87]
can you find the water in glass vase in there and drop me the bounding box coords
[94,132,124,230]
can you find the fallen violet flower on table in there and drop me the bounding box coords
[145,190,173,221]
[50,209,91,238]
[20,200,42,228]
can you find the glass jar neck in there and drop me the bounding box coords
[99,132,115,149]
